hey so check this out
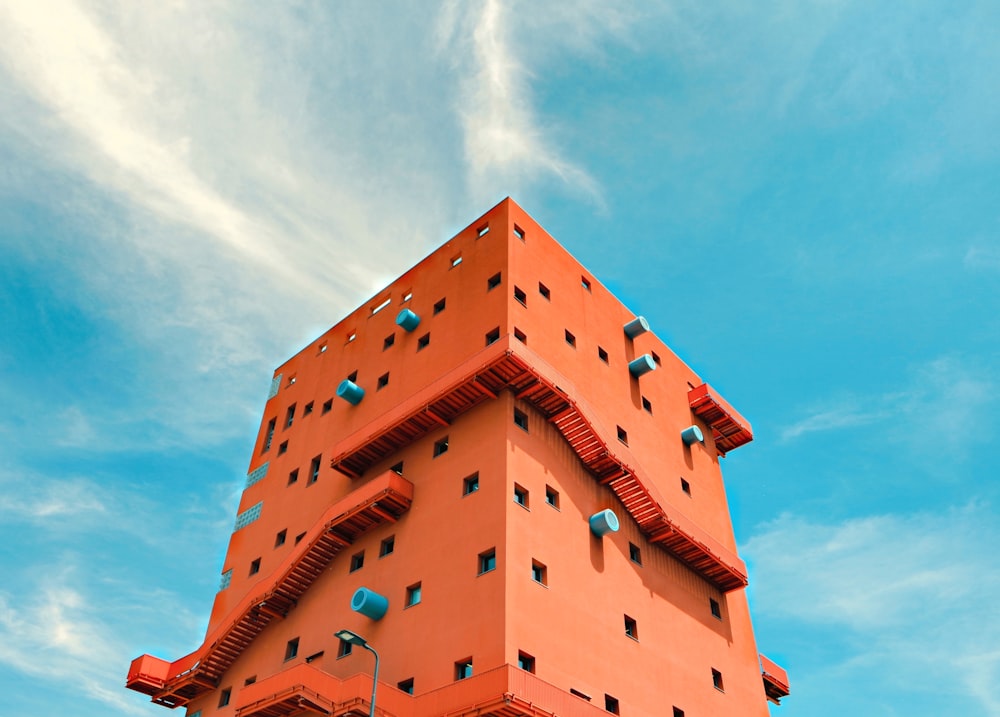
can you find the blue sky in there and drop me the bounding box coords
[1,2,997,716]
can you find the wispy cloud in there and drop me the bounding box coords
[964,245,1000,271]
[744,504,1000,715]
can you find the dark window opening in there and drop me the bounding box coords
[285,404,296,428]
[275,530,287,547]
[288,469,299,485]
[338,639,353,658]
[624,615,638,640]
[309,455,321,484]
[651,351,662,366]
[380,536,395,557]
[350,551,364,572]
[398,678,414,694]
[391,461,404,475]
[629,542,642,565]
[681,477,691,495]
[565,330,576,347]
[244,675,257,686]
[487,272,502,290]
[303,401,314,416]
[712,669,725,691]
[463,473,479,495]
[641,396,652,414]
[383,334,395,350]
[347,370,358,382]
[514,408,528,431]
[545,486,559,508]
[377,372,389,390]
[218,687,232,707]
[433,298,446,314]
[305,651,325,664]
[531,560,547,585]
[514,483,529,507]
[514,286,526,306]
[285,638,299,661]
[322,399,333,414]
[434,437,449,457]
[455,659,473,680]
[582,276,592,291]
[486,327,500,346]
[406,582,422,607]
[538,283,550,299]
[617,426,628,445]
[673,708,685,717]
[517,651,535,672]
[263,417,276,453]
[478,549,496,574]
[294,532,306,545]
[248,558,261,576]
[710,598,722,619]
[278,440,288,455]
[604,694,620,714]
[514,327,526,343]
[570,688,592,701]
[417,333,430,350]
[598,347,609,363]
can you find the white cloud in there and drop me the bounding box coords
[744,504,1000,715]
[964,245,1000,271]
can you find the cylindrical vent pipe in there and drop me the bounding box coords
[628,355,657,378]
[589,509,620,537]
[337,379,365,405]
[681,425,704,445]
[350,587,389,620]
[623,316,650,339]
[396,308,421,332]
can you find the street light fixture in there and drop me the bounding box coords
[334,629,380,717]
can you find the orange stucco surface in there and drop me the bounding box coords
[126,198,786,716]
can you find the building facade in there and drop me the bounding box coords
[126,198,789,716]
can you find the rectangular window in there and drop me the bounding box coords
[624,615,638,640]
[514,408,528,431]
[285,404,296,428]
[604,694,620,714]
[262,417,276,453]
[391,461,404,476]
[248,557,261,576]
[347,330,357,343]
[322,399,333,414]
[398,678,414,695]
[288,469,299,485]
[513,327,526,344]
[513,224,525,240]
[318,341,328,354]
[275,530,287,547]
[565,330,576,347]
[383,333,395,350]
[434,298,446,314]
[641,396,652,414]
[402,291,413,302]
[405,582,422,607]
[531,560,547,585]
[218,687,232,708]
[598,346,609,363]
[513,286,526,306]
[350,551,364,572]
[629,542,642,565]
[455,659,473,680]
[463,472,479,495]
[380,536,395,557]
[582,276,592,291]
[294,531,306,545]
[487,272,502,290]
[478,548,496,574]
[477,223,490,237]
[371,296,391,315]
[434,437,449,457]
[570,688,592,701]
[680,477,691,495]
[538,282,550,300]
[417,333,430,350]
[545,485,559,508]
[651,351,662,366]
[485,327,500,345]
[673,709,685,717]
[278,440,288,455]
[309,455,321,484]
[285,637,299,661]
[617,426,628,445]
[451,254,463,268]
[347,370,358,382]
[710,598,722,619]
[338,639,353,658]
[377,372,389,390]
[712,669,725,691]
[517,651,535,673]
[303,401,314,416]
[244,675,257,686]
[514,483,529,508]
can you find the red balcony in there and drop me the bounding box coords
[688,383,754,455]
[760,654,790,704]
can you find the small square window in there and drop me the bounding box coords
[285,637,300,661]
[347,370,358,382]
[565,330,576,347]
[347,330,357,343]
[244,675,257,686]
[287,375,297,386]
[477,223,490,237]
[604,694,620,714]
[309,455,321,484]
[486,327,500,346]
[249,557,261,576]
[642,396,652,414]
[383,334,395,350]
[294,531,306,545]
[451,254,463,268]
[303,401,314,416]
[598,346,609,363]
[545,486,559,508]
[398,678,414,694]
[218,687,232,707]
[377,372,389,390]
[651,351,662,366]
[434,298,446,314]
[538,282,550,300]
[434,437,449,457]
[391,461,404,476]
[463,473,480,495]
[455,659,473,680]
[710,598,722,619]
[629,542,642,565]
[514,483,529,508]
[624,615,638,640]
[278,440,288,455]
[514,408,528,431]
[338,639,353,658]
[673,708,685,717]
[405,582,422,607]
[514,286,526,306]
[288,469,299,485]
[478,548,496,574]
[285,404,296,428]
[350,551,364,572]
[531,559,547,585]
[513,327,526,343]
[681,477,691,495]
[402,291,413,302]
[712,668,725,691]
[514,224,525,240]
[322,399,333,414]
[380,536,395,557]
[318,342,328,354]
[617,426,628,445]
[517,651,535,672]
[417,333,430,351]
[487,272,502,290]
[275,530,287,547]
[582,276,592,291]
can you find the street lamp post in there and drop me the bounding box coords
[334,629,380,717]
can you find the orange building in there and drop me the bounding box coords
[126,198,789,716]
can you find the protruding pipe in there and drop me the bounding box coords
[681,425,704,445]
[350,587,389,620]
[396,308,421,332]
[623,316,649,339]
[589,509,620,537]
[628,355,657,378]
[337,379,365,405]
